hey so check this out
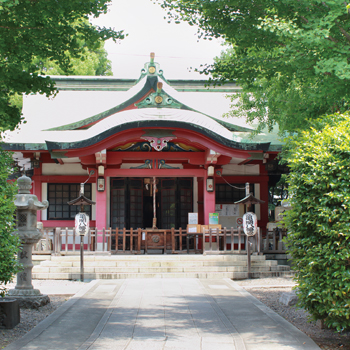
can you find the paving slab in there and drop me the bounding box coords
[4,278,320,350]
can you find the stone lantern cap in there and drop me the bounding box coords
[14,175,49,210]
[234,193,265,206]
[67,195,95,206]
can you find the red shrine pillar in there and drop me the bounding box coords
[203,172,216,225]
[95,176,107,251]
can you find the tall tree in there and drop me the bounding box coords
[0,0,123,295]
[158,0,350,133]
[0,0,125,132]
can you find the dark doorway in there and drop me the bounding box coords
[110,177,193,229]
[143,196,153,228]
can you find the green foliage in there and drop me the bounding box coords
[283,112,350,331]
[0,149,20,297]
[31,19,113,77]
[0,0,124,131]
[158,0,350,133]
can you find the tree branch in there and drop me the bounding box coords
[336,22,350,44]
[300,15,338,43]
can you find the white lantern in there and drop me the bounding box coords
[243,212,257,236]
[75,213,90,236]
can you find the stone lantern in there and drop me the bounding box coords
[7,175,50,308]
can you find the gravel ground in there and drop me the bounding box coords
[236,277,350,350]
[0,295,68,349]
[1,277,350,349]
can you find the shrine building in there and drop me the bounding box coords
[3,54,284,253]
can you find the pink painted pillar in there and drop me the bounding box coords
[203,174,216,225]
[32,168,42,221]
[32,179,42,221]
[95,183,107,250]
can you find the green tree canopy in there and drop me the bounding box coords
[158,0,350,133]
[31,19,113,77]
[0,0,125,132]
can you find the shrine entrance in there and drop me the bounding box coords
[110,177,193,230]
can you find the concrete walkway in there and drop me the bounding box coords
[5,278,320,350]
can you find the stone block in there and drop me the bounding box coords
[279,291,298,306]
[0,298,20,329]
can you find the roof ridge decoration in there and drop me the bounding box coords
[135,52,170,85]
[140,130,177,151]
[135,82,183,109]
[44,52,253,133]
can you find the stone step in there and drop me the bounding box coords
[32,254,292,280]
[32,270,294,280]
[45,254,268,262]
[39,260,277,268]
[33,265,288,274]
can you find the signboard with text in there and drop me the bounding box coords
[209,213,219,225]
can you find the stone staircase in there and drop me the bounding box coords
[32,254,293,280]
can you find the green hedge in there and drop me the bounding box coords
[284,112,350,331]
[0,150,20,297]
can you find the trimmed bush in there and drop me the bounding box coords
[284,112,350,331]
[0,149,20,297]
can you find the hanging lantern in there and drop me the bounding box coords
[242,212,257,236]
[75,212,90,236]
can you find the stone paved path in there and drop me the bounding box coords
[5,278,320,350]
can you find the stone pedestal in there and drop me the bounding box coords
[7,175,50,308]
[0,298,20,329]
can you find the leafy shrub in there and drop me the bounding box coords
[283,112,350,331]
[0,149,20,297]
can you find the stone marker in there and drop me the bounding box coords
[0,298,20,329]
[279,290,298,306]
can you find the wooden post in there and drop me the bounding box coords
[171,227,175,253]
[115,228,119,252]
[145,230,148,254]
[102,228,106,252]
[216,228,219,251]
[123,228,126,253]
[209,228,212,251]
[238,227,242,254]
[202,229,206,255]
[164,230,167,254]
[107,228,111,251]
[230,227,234,252]
[186,231,189,254]
[55,228,60,255]
[73,227,76,253]
[179,227,183,251]
[247,237,252,279]
[257,227,261,254]
[223,227,227,252]
[87,229,91,252]
[130,228,133,253]
[80,235,84,282]
[138,228,141,253]
[65,228,68,253]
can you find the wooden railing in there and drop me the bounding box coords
[32,226,288,255]
[260,227,288,253]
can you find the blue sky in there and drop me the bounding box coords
[91,0,224,79]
